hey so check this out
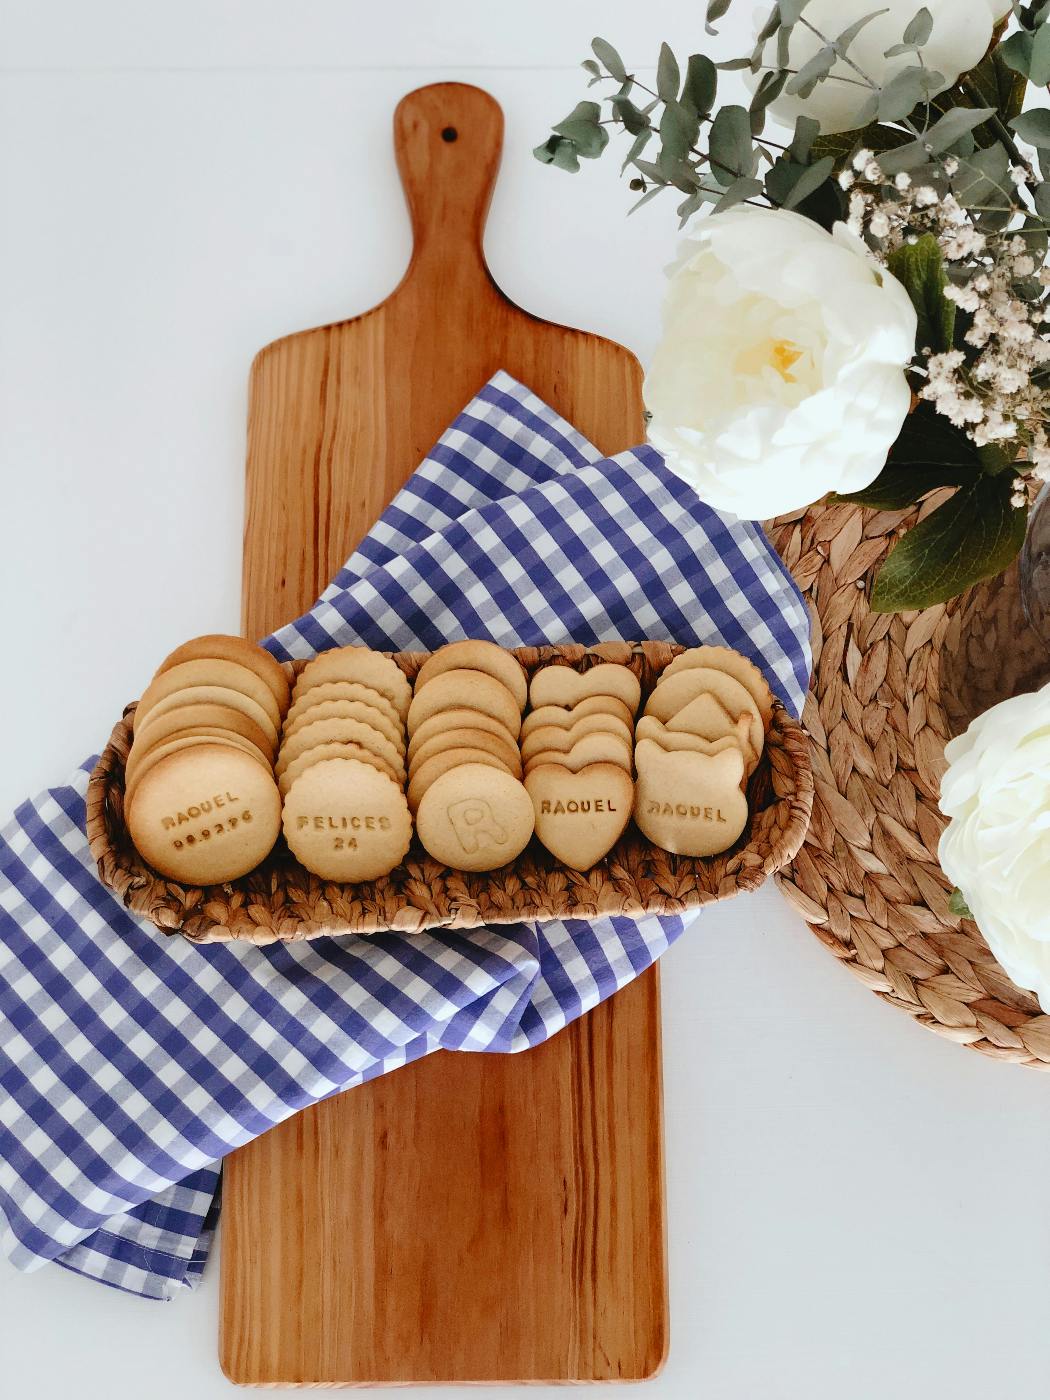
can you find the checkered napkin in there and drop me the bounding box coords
[0,372,810,1300]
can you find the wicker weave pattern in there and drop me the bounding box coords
[86,642,812,945]
[768,501,1050,1070]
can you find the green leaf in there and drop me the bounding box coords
[953,143,1013,210]
[811,121,911,163]
[878,137,933,175]
[712,176,764,211]
[706,0,733,33]
[1000,25,1050,86]
[780,0,810,22]
[789,114,820,163]
[904,6,933,43]
[870,473,1027,611]
[708,104,756,183]
[781,155,835,209]
[533,136,581,172]
[582,59,602,82]
[657,42,680,101]
[1011,109,1050,148]
[785,45,835,96]
[682,53,718,116]
[878,65,943,121]
[836,8,890,52]
[660,99,700,162]
[611,94,651,135]
[886,234,954,352]
[621,127,653,174]
[924,105,995,154]
[831,405,981,508]
[948,887,973,919]
[552,101,609,159]
[591,37,627,83]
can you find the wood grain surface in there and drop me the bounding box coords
[220,82,668,1386]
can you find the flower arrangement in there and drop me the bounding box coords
[535,0,1050,611]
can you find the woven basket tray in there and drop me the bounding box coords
[86,641,813,945]
[768,499,1050,1070]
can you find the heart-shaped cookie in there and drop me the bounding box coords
[525,762,634,871]
[521,694,635,737]
[633,743,748,856]
[520,711,633,764]
[523,729,633,775]
[528,663,641,715]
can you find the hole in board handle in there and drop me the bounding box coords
[441,126,458,143]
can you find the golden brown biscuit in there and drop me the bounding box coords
[520,695,635,738]
[636,714,756,781]
[128,726,271,789]
[281,697,405,756]
[409,725,522,777]
[126,732,270,804]
[520,712,633,764]
[523,729,633,776]
[413,640,527,712]
[407,708,518,764]
[127,744,281,884]
[278,740,400,798]
[407,670,521,739]
[659,645,773,729]
[407,747,515,813]
[134,701,277,761]
[633,744,748,856]
[528,663,641,715]
[283,681,402,737]
[155,634,291,714]
[292,647,411,721]
[415,764,535,872]
[282,758,412,882]
[276,716,406,783]
[135,659,282,734]
[131,685,280,751]
[525,762,634,871]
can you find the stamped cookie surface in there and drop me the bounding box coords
[126,732,270,802]
[283,758,412,882]
[407,746,515,812]
[415,763,535,872]
[127,745,281,884]
[528,663,641,715]
[293,647,411,721]
[525,762,633,871]
[414,640,527,713]
[634,743,748,856]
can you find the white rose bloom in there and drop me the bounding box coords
[939,683,1050,1010]
[643,206,916,520]
[757,0,995,136]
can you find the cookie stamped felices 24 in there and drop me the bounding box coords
[119,636,774,890]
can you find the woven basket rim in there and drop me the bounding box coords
[86,640,814,945]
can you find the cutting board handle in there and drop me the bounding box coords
[394,83,503,290]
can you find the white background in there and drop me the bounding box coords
[2,2,1050,1397]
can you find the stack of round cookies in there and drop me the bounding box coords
[522,662,640,871]
[125,635,288,883]
[633,645,771,857]
[278,646,413,881]
[408,641,535,871]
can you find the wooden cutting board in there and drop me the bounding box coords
[219,82,668,1387]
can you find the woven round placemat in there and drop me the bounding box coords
[767,498,1050,1070]
[87,641,813,945]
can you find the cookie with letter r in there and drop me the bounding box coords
[415,764,535,872]
[633,743,748,857]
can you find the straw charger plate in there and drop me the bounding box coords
[87,641,813,945]
[768,500,1050,1071]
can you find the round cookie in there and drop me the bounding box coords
[415,764,535,872]
[278,740,401,798]
[281,697,405,756]
[127,744,282,884]
[407,707,518,765]
[128,726,271,789]
[283,680,402,737]
[292,647,411,721]
[528,663,641,715]
[409,725,522,778]
[659,645,773,729]
[126,732,269,804]
[407,747,514,813]
[276,716,406,783]
[283,758,412,883]
[131,685,279,751]
[156,634,291,713]
[407,669,521,740]
[134,701,277,761]
[135,659,282,734]
[520,713,633,764]
[414,641,527,713]
[521,695,634,738]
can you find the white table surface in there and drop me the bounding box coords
[3,3,1050,1396]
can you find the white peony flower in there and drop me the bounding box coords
[643,206,916,520]
[939,683,1050,1011]
[756,0,995,136]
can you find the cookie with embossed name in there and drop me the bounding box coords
[127,744,281,884]
[525,762,633,871]
[283,758,412,882]
[633,742,748,857]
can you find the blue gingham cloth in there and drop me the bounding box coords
[0,372,810,1300]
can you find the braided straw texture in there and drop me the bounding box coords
[768,497,1050,1070]
[86,641,813,946]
